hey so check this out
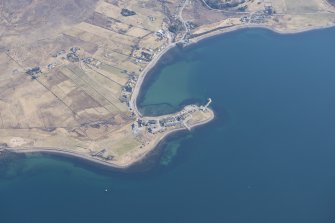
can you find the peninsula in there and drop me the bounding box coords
[0,0,334,168]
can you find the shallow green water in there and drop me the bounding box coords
[1,28,335,223]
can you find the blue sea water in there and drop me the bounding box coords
[1,28,335,223]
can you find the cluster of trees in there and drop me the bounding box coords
[121,8,136,17]
[168,19,184,34]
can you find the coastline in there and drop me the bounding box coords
[131,22,335,117]
[6,23,335,170]
[130,41,178,117]
[8,109,215,170]
[189,23,335,48]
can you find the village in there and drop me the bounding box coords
[132,98,212,136]
[86,98,213,161]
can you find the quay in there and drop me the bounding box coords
[132,98,213,136]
